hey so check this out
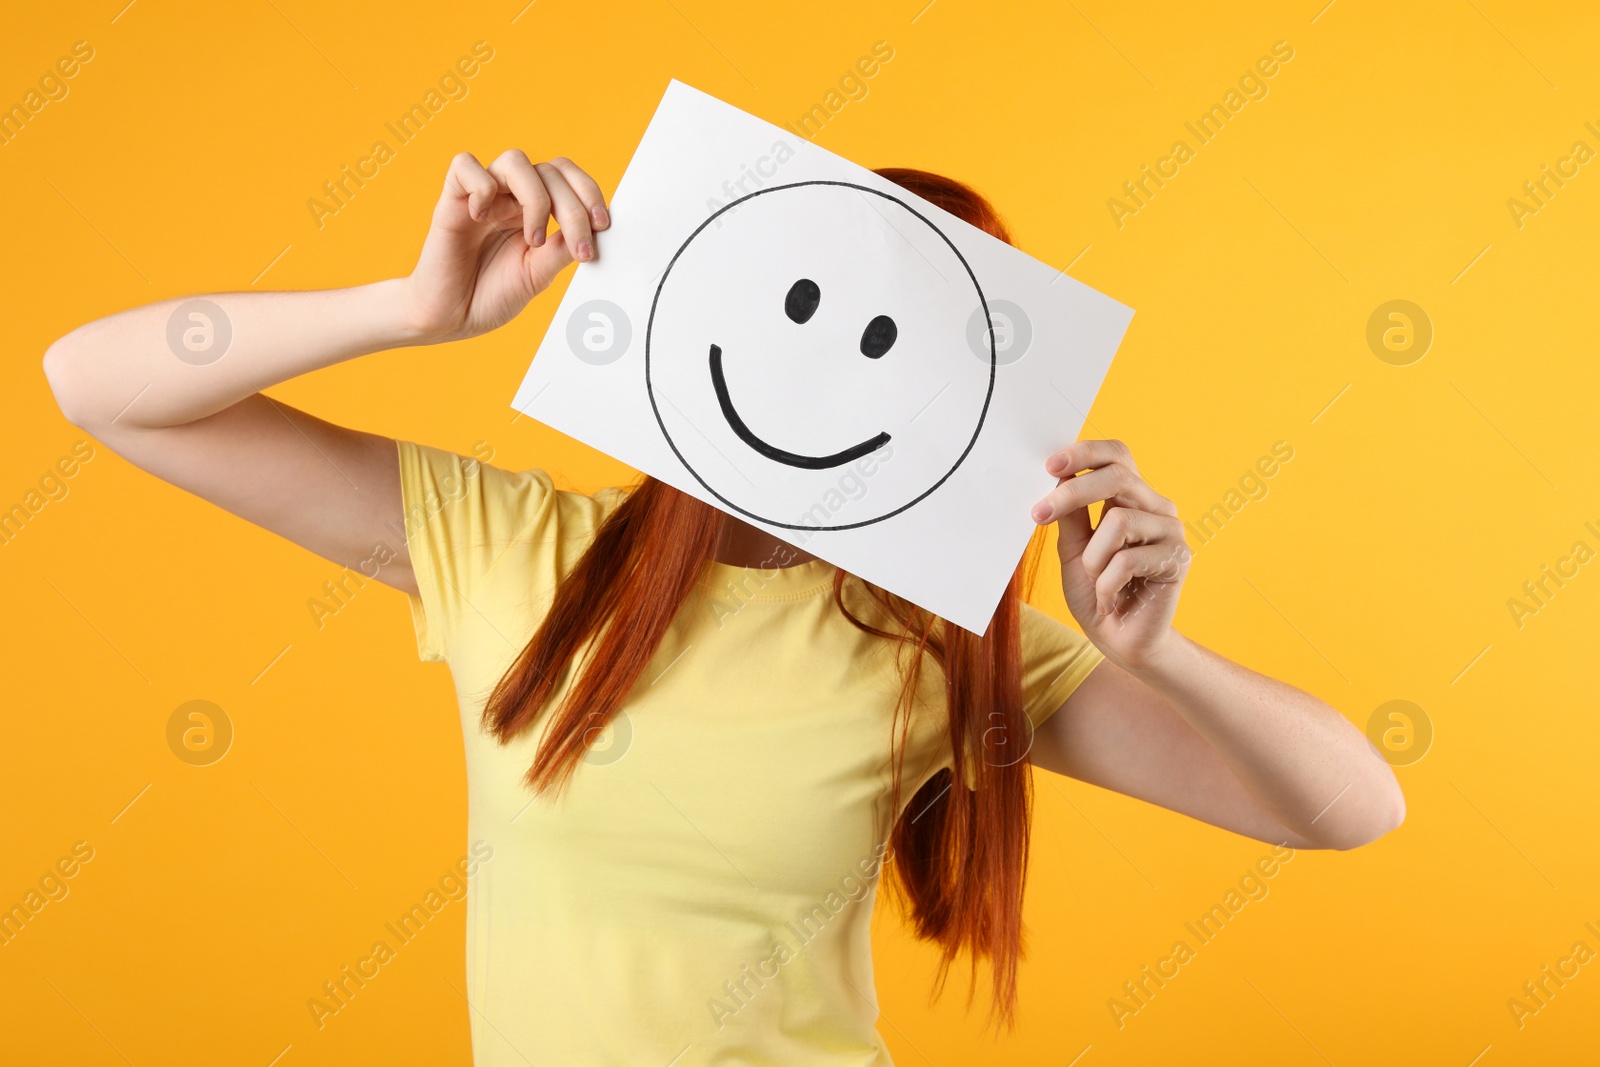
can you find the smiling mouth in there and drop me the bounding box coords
[707,344,891,471]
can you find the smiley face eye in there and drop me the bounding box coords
[785,278,821,324]
[860,314,897,359]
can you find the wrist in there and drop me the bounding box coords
[1118,629,1199,686]
[371,275,446,348]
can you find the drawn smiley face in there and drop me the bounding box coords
[646,181,994,531]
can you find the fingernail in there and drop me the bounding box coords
[1046,454,1066,475]
[592,206,609,228]
[532,228,546,247]
[577,240,593,261]
[1031,502,1051,523]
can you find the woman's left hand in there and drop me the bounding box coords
[1032,439,1191,673]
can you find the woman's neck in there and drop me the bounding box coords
[713,515,816,569]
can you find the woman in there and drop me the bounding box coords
[43,151,1404,1065]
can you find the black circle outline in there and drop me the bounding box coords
[645,180,995,531]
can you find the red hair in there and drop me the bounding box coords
[484,168,1043,1025]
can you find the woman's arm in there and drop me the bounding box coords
[1027,440,1405,850]
[41,152,609,595]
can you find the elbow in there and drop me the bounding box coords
[1328,780,1407,851]
[42,339,94,428]
[1377,782,1407,841]
[1389,782,1407,833]
[1371,769,1408,842]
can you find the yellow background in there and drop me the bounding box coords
[4,0,1598,1063]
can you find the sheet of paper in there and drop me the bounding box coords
[512,79,1135,633]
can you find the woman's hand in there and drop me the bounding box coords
[1029,439,1406,851]
[1032,439,1191,673]
[400,151,611,345]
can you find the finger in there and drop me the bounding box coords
[445,152,499,223]
[1080,507,1187,582]
[1093,543,1190,616]
[1033,460,1171,524]
[489,149,551,246]
[1052,472,1095,563]
[535,160,596,261]
[1033,466,1117,524]
[545,157,610,231]
[1045,438,1138,479]
[524,228,578,295]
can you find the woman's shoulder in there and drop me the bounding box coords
[398,441,630,617]
[398,439,631,538]
[394,439,634,661]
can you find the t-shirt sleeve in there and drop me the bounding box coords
[1018,602,1106,729]
[943,602,1105,791]
[395,439,617,664]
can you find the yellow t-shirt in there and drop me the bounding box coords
[396,440,1104,1067]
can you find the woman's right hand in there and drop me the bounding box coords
[400,150,611,345]
[41,149,612,599]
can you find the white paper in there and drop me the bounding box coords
[513,80,1134,633]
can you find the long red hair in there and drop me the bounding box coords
[484,168,1044,1025]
